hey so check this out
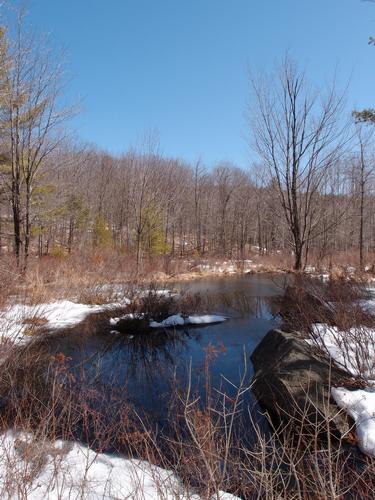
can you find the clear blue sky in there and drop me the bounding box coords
[22,0,375,167]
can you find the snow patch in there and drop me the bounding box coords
[310,323,375,457]
[0,300,130,344]
[0,301,104,343]
[332,387,375,456]
[0,432,239,499]
[310,323,375,379]
[109,313,146,326]
[150,314,227,329]
[109,313,227,329]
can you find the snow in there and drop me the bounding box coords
[310,323,375,456]
[0,286,177,343]
[109,313,227,329]
[332,388,375,456]
[0,300,132,344]
[304,265,316,274]
[194,259,255,275]
[149,314,227,328]
[0,282,226,345]
[185,314,228,325]
[0,431,239,499]
[319,273,330,282]
[109,313,145,326]
[303,266,330,281]
[0,301,105,343]
[150,314,185,328]
[0,296,227,345]
[310,323,375,380]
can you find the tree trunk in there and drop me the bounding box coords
[136,228,141,276]
[23,186,31,270]
[68,217,74,254]
[11,179,22,265]
[359,142,365,272]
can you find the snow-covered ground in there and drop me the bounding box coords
[310,323,375,456]
[0,431,238,499]
[303,266,330,282]
[0,301,108,344]
[0,297,143,344]
[0,282,227,341]
[0,295,235,498]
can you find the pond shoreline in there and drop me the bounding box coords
[162,267,288,283]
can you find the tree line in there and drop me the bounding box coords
[0,12,374,272]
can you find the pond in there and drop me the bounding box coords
[38,273,286,445]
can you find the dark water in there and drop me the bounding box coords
[45,274,285,434]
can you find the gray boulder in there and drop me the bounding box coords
[251,329,352,439]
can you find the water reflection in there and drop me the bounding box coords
[3,274,282,454]
[38,275,282,428]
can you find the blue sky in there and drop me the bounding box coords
[22,0,375,167]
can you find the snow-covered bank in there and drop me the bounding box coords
[0,301,108,344]
[0,294,137,344]
[0,287,181,344]
[193,260,253,275]
[169,258,289,281]
[310,323,375,456]
[0,432,238,499]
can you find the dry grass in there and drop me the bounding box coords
[1,247,375,307]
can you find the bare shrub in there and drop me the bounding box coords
[273,275,375,382]
[0,257,21,307]
[274,275,373,333]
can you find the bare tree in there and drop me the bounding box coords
[213,164,238,257]
[193,159,206,255]
[352,124,374,270]
[130,135,167,274]
[250,58,349,270]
